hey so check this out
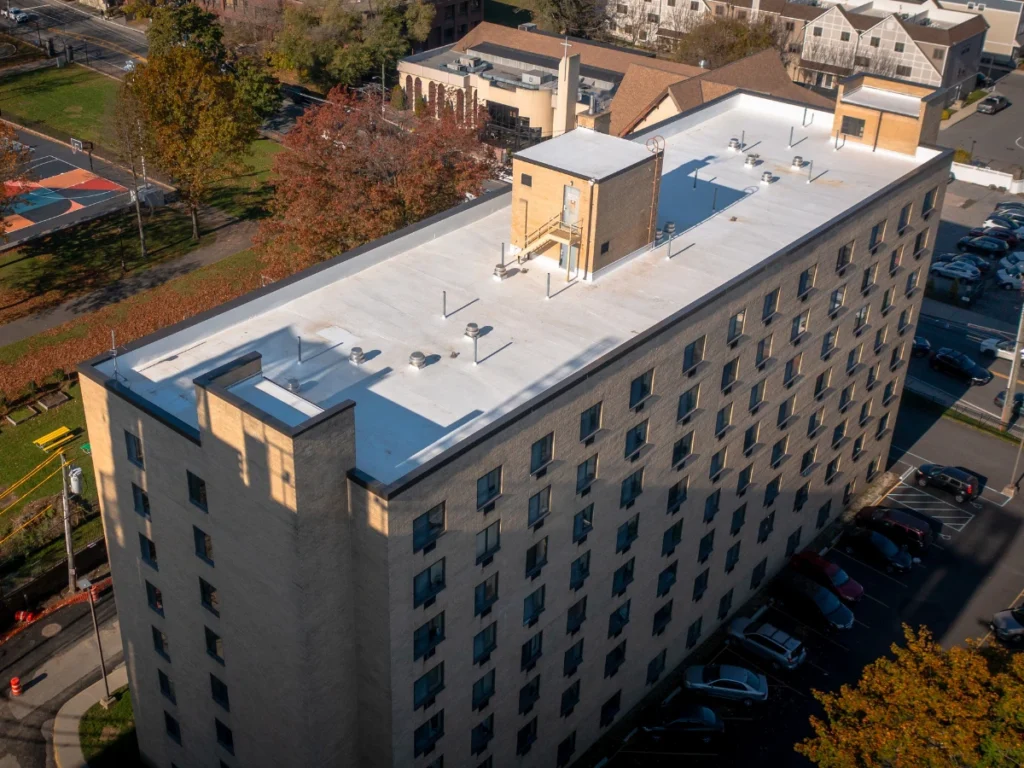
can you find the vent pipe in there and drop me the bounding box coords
[745,154,759,168]
[349,347,365,365]
[792,155,803,169]
[410,351,426,369]
[465,323,480,339]
[494,263,508,281]
[728,137,740,151]
[287,378,301,393]
[760,171,773,185]
[665,221,676,238]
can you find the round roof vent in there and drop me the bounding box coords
[349,347,365,364]
[465,323,480,339]
[760,171,773,184]
[410,351,427,369]
[792,155,803,168]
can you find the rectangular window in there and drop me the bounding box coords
[616,514,640,553]
[192,526,213,564]
[771,436,787,468]
[601,691,622,727]
[777,395,795,428]
[413,711,444,757]
[798,266,816,298]
[564,638,584,676]
[906,269,919,296]
[570,550,591,591]
[881,288,892,314]
[526,538,548,578]
[608,599,631,637]
[125,431,144,468]
[895,42,905,53]
[839,383,854,411]
[662,519,683,556]
[476,521,500,564]
[567,595,587,634]
[630,369,654,408]
[475,573,499,616]
[414,663,445,709]
[899,308,912,333]
[205,626,224,663]
[683,336,705,372]
[186,471,208,511]
[837,241,854,272]
[519,675,541,715]
[668,478,687,513]
[801,446,817,474]
[528,487,551,527]
[140,533,158,569]
[876,412,890,439]
[164,712,181,744]
[722,358,739,391]
[647,649,667,685]
[750,380,765,411]
[474,622,497,664]
[612,558,635,597]
[686,615,703,647]
[784,354,802,385]
[576,455,597,493]
[833,419,847,448]
[764,474,781,508]
[158,669,175,703]
[715,403,732,436]
[620,468,644,508]
[762,288,780,321]
[580,402,602,441]
[870,35,880,47]
[847,344,862,374]
[657,561,677,597]
[791,311,809,343]
[692,568,709,602]
[756,334,772,367]
[808,407,823,437]
[840,115,865,138]
[814,369,831,399]
[923,187,937,214]
[477,467,502,509]
[725,541,741,573]
[146,581,163,616]
[132,483,150,518]
[473,670,495,710]
[210,673,229,711]
[794,483,810,511]
[821,328,838,359]
[710,448,726,479]
[718,588,734,620]
[785,527,803,557]
[896,64,912,77]
[727,310,745,343]
[558,732,577,767]
[914,228,928,256]
[743,423,759,454]
[704,489,720,522]
[414,559,446,606]
[853,434,864,459]
[521,173,532,187]
[472,714,494,754]
[698,530,715,564]
[625,420,649,458]
[813,25,822,36]
[854,305,869,332]
[152,626,169,660]
[731,503,747,535]
[414,613,445,660]
[561,680,581,717]
[751,557,768,589]
[826,457,840,484]
[890,247,903,275]
[672,432,693,468]
[840,30,851,41]
[530,433,553,473]
[413,503,446,553]
[817,499,832,529]
[652,599,673,635]
[199,578,219,616]
[521,631,543,670]
[678,385,699,420]
[573,504,594,543]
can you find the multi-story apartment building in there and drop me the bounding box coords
[942,0,1024,67]
[79,74,950,768]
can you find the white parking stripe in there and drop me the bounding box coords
[890,445,1014,507]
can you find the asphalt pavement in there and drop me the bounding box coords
[941,70,1024,168]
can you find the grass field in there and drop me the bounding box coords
[208,138,282,220]
[0,64,118,147]
[80,686,141,767]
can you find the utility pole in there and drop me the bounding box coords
[78,578,115,708]
[61,452,76,593]
[1002,292,1024,496]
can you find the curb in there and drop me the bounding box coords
[52,664,128,768]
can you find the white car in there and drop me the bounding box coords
[997,268,1022,290]
[5,7,28,22]
[999,252,1024,272]
[979,337,1024,362]
[123,59,137,72]
[684,664,768,704]
[930,261,980,280]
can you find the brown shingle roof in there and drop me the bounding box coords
[608,65,691,137]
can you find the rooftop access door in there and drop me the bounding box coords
[560,185,580,272]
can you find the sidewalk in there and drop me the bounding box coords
[920,297,1017,335]
[939,98,982,130]
[52,664,128,768]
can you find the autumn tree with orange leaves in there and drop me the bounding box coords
[0,123,31,240]
[797,625,1024,768]
[256,88,495,274]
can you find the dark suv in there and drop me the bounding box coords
[856,506,933,555]
[929,348,993,386]
[916,464,980,503]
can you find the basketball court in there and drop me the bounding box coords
[3,155,128,235]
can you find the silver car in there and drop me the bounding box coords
[991,605,1024,644]
[727,607,807,670]
[684,664,768,705]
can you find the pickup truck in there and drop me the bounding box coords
[2,8,30,22]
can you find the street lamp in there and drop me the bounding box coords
[970,139,977,158]
[77,577,115,709]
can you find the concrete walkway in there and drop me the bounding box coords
[939,98,982,130]
[51,664,128,768]
[0,218,257,347]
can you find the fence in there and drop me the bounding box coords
[950,162,1024,193]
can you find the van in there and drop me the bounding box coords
[856,506,932,555]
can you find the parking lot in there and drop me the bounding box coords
[605,402,1024,767]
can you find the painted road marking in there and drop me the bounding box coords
[862,593,890,609]
[767,604,851,651]
[832,548,908,588]
[891,445,1013,507]
[885,482,975,531]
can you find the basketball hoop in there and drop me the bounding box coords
[70,138,83,154]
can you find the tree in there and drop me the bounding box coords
[256,88,495,273]
[669,15,786,68]
[0,123,31,240]
[797,625,1024,768]
[533,0,607,37]
[390,83,407,110]
[109,80,150,263]
[129,47,260,240]
[148,2,226,61]
[230,54,282,121]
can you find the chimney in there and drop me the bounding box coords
[553,53,580,139]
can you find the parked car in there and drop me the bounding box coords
[912,336,931,357]
[990,604,1024,644]
[916,464,981,502]
[952,252,992,273]
[790,550,864,603]
[958,236,1010,256]
[996,268,1022,290]
[897,507,946,539]
[999,252,1024,272]
[994,390,1024,416]
[984,216,1022,232]
[995,201,1024,216]
[640,705,725,744]
[841,528,913,573]
[856,506,933,555]
[928,348,993,385]
[684,664,768,705]
[979,336,1023,360]
[929,262,980,281]
[727,606,808,670]
[966,227,1018,248]
[2,7,28,22]
[995,210,1024,229]
[977,95,1010,114]
[932,252,960,265]
[774,573,855,631]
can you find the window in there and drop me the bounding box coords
[771,437,787,468]
[832,419,847,448]
[653,602,672,635]
[211,674,229,711]
[794,483,809,511]
[906,269,919,296]
[614,514,639,554]
[473,670,495,711]
[132,484,150,518]
[784,354,802,385]
[821,328,838,359]
[564,639,584,676]
[870,35,880,47]
[854,55,871,67]
[913,228,928,256]
[704,489,721,522]
[840,30,851,41]
[731,503,747,535]
[187,471,207,511]
[932,48,944,61]
[199,577,219,616]
[758,509,776,543]
[657,561,677,597]
[847,344,862,374]
[727,310,745,343]
[841,115,865,138]
[686,615,703,647]
[530,433,553,473]
[570,551,591,590]
[896,64,912,77]
[672,433,694,469]
[561,680,581,716]
[874,326,887,353]
[777,395,795,428]
[140,534,158,569]
[519,675,541,715]
[475,519,502,564]
[205,626,224,663]
[883,379,896,404]
[164,712,181,744]
[881,288,892,314]
[751,557,768,589]
[620,468,644,508]
[477,467,502,509]
[814,369,831,400]
[414,613,445,660]
[837,241,854,272]
[576,455,597,494]
[630,369,654,408]
[414,663,445,709]
[647,11,659,21]
[413,503,446,553]
[625,420,649,458]
[558,733,577,767]
[785,20,794,29]
[801,446,817,474]
[698,530,715,564]
[567,596,587,634]
[899,308,912,333]
[854,305,869,333]
[743,423,759,454]
[684,336,706,372]
[840,383,854,411]
[521,173,532,187]
[523,585,546,626]
[521,631,543,670]
[876,412,890,439]
[813,25,822,36]
[474,622,497,664]
[692,568,709,602]
[668,478,688,514]
[785,527,803,557]
[647,649,667,685]
[763,288,780,321]
[718,588,734,620]
[152,626,169,660]
[475,573,499,616]
[923,187,937,214]
[528,487,551,528]
[853,434,864,459]
[895,41,905,53]
[817,499,832,529]
[750,380,766,412]
[580,402,602,441]
[612,558,635,596]
[472,714,494,755]
[890,247,903,276]
[125,431,144,468]
[826,457,840,484]
[829,286,845,316]
[715,403,733,436]
[756,334,772,367]
[414,559,446,606]
[860,400,872,425]
[678,385,699,420]
[844,480,857,505]
[146,581,163,616]
[609,599,631,637]
[724,540,742,573]
[158,669,175,703]
[791,311,809,343]
[798,266,816,298]
[710,448,727,480]
[863,264,879,296]
[662,519,683,556]
[573,504,594,542]
[414,711,444,757]
[601,691,622,727]
[808,407,824,438]
[722,358,739,391]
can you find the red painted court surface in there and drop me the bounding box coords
[3,156,127,234]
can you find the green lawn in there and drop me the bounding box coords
[80,686,141,767]
[207,138,283,220]
[485,0,535,27]
[0,64,118,147]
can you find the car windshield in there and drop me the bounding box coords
[829,566,850,587]
[871,531,898,556]
[1012,608,1024,624]
[702,665,721,683]
[744,671,760,688]
[812,586,842,614]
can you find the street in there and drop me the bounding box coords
[1,0,146,79]
[941,70,1024,167]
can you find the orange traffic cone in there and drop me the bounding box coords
[10,678,22,697]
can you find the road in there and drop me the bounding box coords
[1,0,147,79]
[608,399,1024,767]
[941,70,1024,168]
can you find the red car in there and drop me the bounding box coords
[790,550,864,603]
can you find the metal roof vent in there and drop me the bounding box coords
[792,155,803,168]
[761,171,773,185]
[349,347,365,365]
[728,137,741,150]
[287,378,301,393]
[493,263,508,281]
[410,351,426,369]
[665,221,676,238]
[745,153,760,167]
[465,323,480,339]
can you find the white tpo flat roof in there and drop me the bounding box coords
[514,127,657,180]
[842,86,923,118]
[97,92,940,485]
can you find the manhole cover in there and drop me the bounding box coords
[40,623,61,638]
